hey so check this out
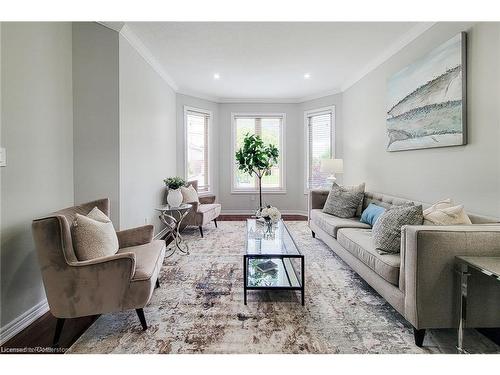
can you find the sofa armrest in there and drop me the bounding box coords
[116,225,154,249]
[401,224,500,329]
[199,194,216,204]
[308,189,329,222]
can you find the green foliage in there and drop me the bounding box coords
[163,176,186,190]
[235,133,279,178]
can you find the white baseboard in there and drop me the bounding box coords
[220,209,307,216]
[0,299,49,345]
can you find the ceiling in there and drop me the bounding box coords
[125,22,425,101]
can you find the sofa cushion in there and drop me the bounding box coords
[118,240,165,281]
[310,209,371,238]
[323,183,365,218]
[337,228,401,285]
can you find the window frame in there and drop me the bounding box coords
[304,106,336,194]
[230,112,287,194]
[183,105,212,196]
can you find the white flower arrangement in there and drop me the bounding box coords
[256,205,281,223]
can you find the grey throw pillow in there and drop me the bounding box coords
[322,183,365,218]
[373,205,423,254]
[71,207,119,261]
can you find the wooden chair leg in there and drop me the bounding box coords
[199,226,204,238]
[214,218,218,228]
[136,308,148,331]
[311,231,316,238]
[52,318,65,347]
[413,328,426,347]
[155,278,160,289]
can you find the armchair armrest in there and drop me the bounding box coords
[69,252,136,280]
[401,224,500,329]
[199,194,216,204]
[116,225,154,249]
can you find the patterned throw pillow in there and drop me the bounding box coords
[322,183,365,218]
[181,184,199,203]
[71,207,119,261]
[373,205,424,254]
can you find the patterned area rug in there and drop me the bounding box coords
[67,221,499,354]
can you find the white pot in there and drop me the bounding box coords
[167,188,183,207]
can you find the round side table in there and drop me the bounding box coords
[155,203,192,258]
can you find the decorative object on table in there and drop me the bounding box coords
[320,158,343,186]
[423,198,471,225]
[455,256,500,354]
[156,203,192,257]
[386,32,467,151]
[256,205,281,238]
[235,133,279,210]
[255,260,278,273]
[180,180,221,238]
[372,204,424,254]
[164,176,186,207]
[322,183,365,218]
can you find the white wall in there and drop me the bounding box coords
[342,22,500,217]
[119,35,177,233]
[1,23,74,328]
[175,93,219,197]
[72,22,121,226]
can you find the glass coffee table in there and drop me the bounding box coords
[243,219,305,305]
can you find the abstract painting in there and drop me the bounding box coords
[386,32,467,151]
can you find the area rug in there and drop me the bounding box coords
[67,221,499,354]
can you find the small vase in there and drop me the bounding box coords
[264,218,274,239]
[167,188,183,207]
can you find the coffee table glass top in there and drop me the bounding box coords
[155,203,192,212]
[245,219,301,256]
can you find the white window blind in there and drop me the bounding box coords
[232,114,284,192]
[306,109,334,190]
[186,109,210,192]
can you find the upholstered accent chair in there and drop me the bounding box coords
[32,198,166,347]
[181,180,221,237]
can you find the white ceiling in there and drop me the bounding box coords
[125,22,427,101]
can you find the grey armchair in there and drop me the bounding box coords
[180,180,221,237]
[32,198,166,347]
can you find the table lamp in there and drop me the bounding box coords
[320,158,343,185]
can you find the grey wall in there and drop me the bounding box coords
[176,94,220,198]
[1,22,74,327]
[342,22,500,217]
[72,22,120,226]
[119,35,177,233]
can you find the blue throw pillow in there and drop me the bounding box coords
[360,203,386,226]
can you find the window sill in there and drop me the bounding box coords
[231,189,287,195]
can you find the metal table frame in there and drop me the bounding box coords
[455,256,500,354]
[156,204,192,258]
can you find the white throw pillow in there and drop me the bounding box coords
[423,198,453,216]
[72,207,119,261]
[424,204,472,225]
[181,184,199,203]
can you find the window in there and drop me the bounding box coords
[231,113,285,193]
[184,106,211,193]
[305,106,335,190]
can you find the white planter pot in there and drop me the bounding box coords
[167,188,183,207]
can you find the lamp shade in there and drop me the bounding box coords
[320,158,344,174]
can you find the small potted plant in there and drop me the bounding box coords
[256,204,282,237]
[164,176,186,207]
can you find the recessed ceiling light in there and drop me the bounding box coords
[213,73,220,80]
[304,73,311,79]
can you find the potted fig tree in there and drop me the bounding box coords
[235,133,279,211]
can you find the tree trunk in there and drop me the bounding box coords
[258,176,263,209]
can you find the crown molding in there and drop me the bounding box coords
[119,24,179,91]
[97,21,125,33]
[296,87,342,103]
[217,97,303,104]
[176,89,220,103]
[340,22,436,92]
